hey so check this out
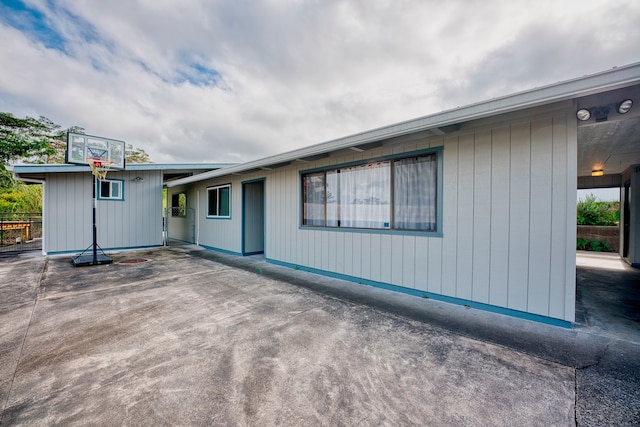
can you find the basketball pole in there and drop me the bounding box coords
[71,162,112,266]
[92,173,98,265]
[67,133,119,267]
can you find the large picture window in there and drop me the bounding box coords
[207,184,230,218]
[302,152,438,232]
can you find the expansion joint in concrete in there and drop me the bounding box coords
[574,370,577,427]
[572,342,611,426]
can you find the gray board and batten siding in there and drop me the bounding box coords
[169,101,577,323]
[12,163,233,255]
[44,169,163,254]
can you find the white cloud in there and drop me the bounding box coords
[1,0,639,164]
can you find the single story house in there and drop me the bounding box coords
[13,63,640,326]
[164,62,640,326]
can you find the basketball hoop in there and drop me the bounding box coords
[87,157,114,180]
[85,147,114,180]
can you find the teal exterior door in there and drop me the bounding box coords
[242,180,265,255]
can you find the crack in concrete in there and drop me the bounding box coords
[573,342,612,426]
[574,369,580,427]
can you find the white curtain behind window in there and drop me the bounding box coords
[303,173,325,226]
[326,171,339,226]
[340,162,391,228]
[394,155,437,231]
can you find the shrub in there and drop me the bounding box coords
[576,238,612,252]
[576,238,588,250]
[0,184,42,213]
[577,194,619,226]
[589,240,610,252]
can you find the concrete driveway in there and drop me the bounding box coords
[0,247,621,425]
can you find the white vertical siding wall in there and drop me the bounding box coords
[44,170,163,253]
[194,104,577,322]
[192,179,243,254]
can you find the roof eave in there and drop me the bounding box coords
[11,163,236,174]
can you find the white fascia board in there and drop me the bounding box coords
[166,62,640,188]
[13,176,45,184]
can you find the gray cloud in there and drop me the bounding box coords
[1,0,639,164]
[434,3,640,108]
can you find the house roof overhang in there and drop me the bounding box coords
[11,163,237,183]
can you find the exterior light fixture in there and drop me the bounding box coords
[618,99,633,114]
[576,108,591,121]
[591,169,604,177]
[577,98,633,122]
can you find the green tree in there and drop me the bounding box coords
[1,112,152,213]
[125,143,151,163]
[2,112,152,184]
[21,122,87,165]
[0,113,51,163]
[0,113,82,187]
[1,113,49,185]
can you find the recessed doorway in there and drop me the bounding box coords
[242,179,265,256]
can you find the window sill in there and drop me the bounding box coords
[299,225,442,238]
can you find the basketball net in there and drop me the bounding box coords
[87,157,114,181]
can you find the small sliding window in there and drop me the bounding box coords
[207,184,231,218]
[98,179,124,201]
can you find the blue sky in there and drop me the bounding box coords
[0,0,66,51]
[0,0,639,164]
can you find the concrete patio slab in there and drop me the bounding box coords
[1,248,576,426]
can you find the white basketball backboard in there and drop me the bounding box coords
[66,132,126,169]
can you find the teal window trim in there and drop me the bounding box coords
[297,225,443,238]
[206,183,231,219]
[241,177,266,185]
[97,178,125,201]
[299,147,443,236]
